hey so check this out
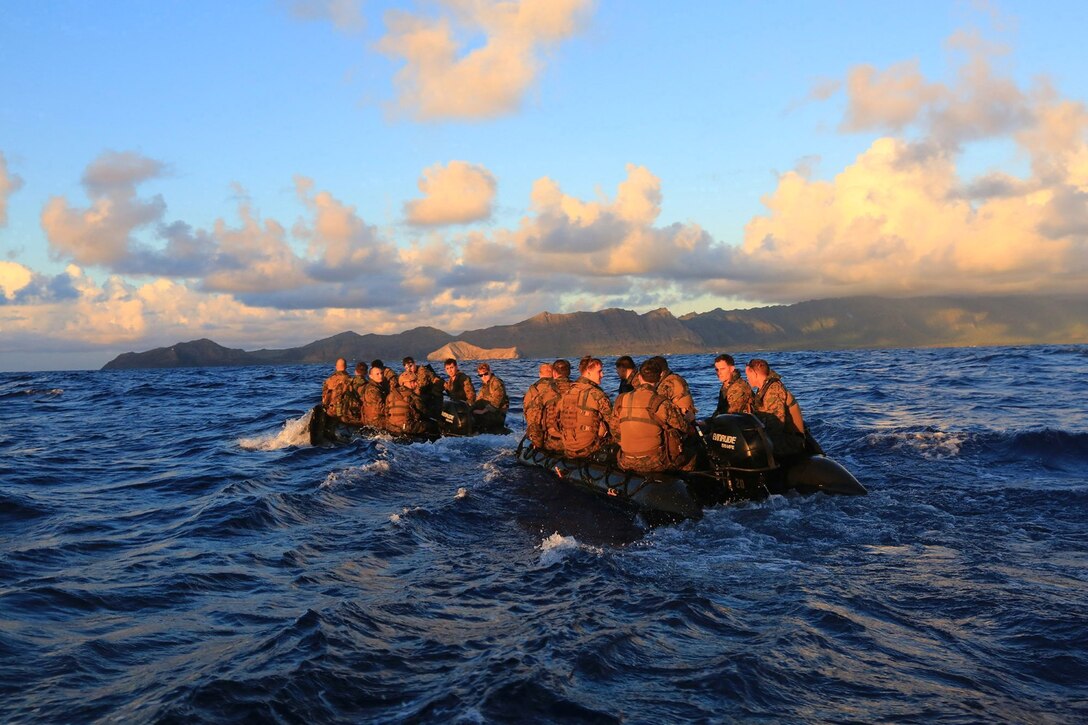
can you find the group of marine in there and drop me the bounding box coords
[321,353,806,475]
[321,357,510,436]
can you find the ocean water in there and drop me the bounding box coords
[1,346,1086,723]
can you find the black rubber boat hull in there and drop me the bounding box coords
[514,413,865,523]
[308,400,510,445]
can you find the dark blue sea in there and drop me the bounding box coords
[1,346,1086,723]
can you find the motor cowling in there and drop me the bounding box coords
[440,399,474,436]
[703,414,774,470]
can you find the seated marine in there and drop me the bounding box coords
[472,362,509,432]
[523,362,558,449]
[745,358,806,458]
[443,358,476,404]
[557,356,613,459]
[711,353,753,416]
[321,357,353,419]
[611,357,693,473]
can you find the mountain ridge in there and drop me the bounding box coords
[101,294,1088,370]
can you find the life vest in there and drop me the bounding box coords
[615,387,667,458]
[559,380,608,454]
[361,381,384,426]
[385,385,417,432]
[322,371,352,417]
[543,378,572,440]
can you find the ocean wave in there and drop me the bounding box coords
[537,532,602,567]
[237,411,314,451]
[863,428,969,459]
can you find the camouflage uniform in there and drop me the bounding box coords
[321,370,353,419]
[360,380,385,428]
[523,377,559,448]
[384,382,429,435]
[713,369,754,416]
[558,377,613,459]
[445,372,476,404]
[753,370,806,457]
[474,373,509,430]
[338,373,367,422]
[543,377,573,451]
[657,371,697,419]
[611,383,690,473]
[415,365,444,420]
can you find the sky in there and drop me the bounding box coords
[1,0,1087,371]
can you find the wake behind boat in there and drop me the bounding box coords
[515,412,865,524]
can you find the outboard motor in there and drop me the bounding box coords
[703,414,774,470]
[440,399,474,436]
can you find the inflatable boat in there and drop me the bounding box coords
[514,413,866,524]
[308,399,510,445]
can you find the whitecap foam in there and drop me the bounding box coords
[537,532,601,566]
[238,411,314,451]
[866,429,968,459]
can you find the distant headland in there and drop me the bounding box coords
[101,294,1088,370]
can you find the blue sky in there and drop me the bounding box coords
[2,1,1087,370]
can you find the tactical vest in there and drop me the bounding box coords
[544,379,572,436]
[559,382,605,453]
[323,372,352,417]
[385,386,416,432]
[361,382,384,426]
[615,387,667,458]
[764,379,804,435]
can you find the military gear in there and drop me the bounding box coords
[543,377,573,451]
[753,370,805,457]
[558,377,613,459]
[611,384,690,473]
[445,372,476,404]
[657,371,696,419]
[360,380,385,428]
[713,369,753,416]
[384,383,429,435]
[474,372,509,431]
[523,377,559,448]
[321,370,353,419]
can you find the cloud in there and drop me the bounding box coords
[376,0,592,121]
[837,30,1033,150]
[0,151,24,226]
[404,161,497,225]
[40,151,168,268]
[284,0,364,32]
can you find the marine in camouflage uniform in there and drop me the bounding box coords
[557,357,613,459]
[321,358,353,419]
[359,368,386,428]
[746,359,806,458]
[339,362,368,423]
[415,363,444,420]
[472,363,509,432]
[648,356,697,421]
[443,359,476,404]
[712,354,753,416]
[611,378,690,473]
[384,376,429,435]
[523,363,558,449]
[543,359,573,451]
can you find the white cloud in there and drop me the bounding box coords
[404,161,497,226]
[376,0,592,121]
